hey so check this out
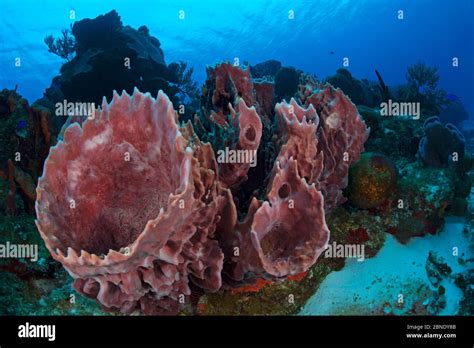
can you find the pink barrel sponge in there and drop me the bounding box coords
[218,158,329,281]
[218,98,263,189]
[299,81,370,209]
[36,89,223,314]
[35,69,369,314]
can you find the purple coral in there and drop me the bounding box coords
[418,116,465,167]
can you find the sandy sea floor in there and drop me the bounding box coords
[300,216,472,315]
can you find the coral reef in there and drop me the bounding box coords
[35,56,369,314]
[2,9,469,318]
[325,68,365,105]
[1,3,473,321]
[417,116,471,215]
[384,161,455,243]
[0,213,104,315]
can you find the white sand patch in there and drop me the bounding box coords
[300,217,471,315]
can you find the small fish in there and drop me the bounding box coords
[15,119,28,138]
[17,119,27,129]
[329,51,335,55]
[446,93,459,101]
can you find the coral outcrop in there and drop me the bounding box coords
[201,62,256,126]
[39,11,198,113]
[325,68,382,107]
[359,105,423,161]
[274,66,301,102]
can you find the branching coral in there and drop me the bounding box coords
[397,62,448,115]
[44,29,76,61]
[168,61,199,99]
[406,62,440,92]
[36,61,369,314]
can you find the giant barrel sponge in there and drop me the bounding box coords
[36,64,369,314]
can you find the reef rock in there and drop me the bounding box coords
[250,60,282,79]
[274,66,301,102]
[41,10,190,109]
[201,62,256,126]
[325,68,382,107]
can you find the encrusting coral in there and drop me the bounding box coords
[35,58,369,314]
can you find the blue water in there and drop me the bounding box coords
[1,0,473,116]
